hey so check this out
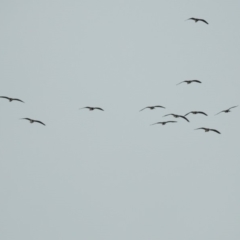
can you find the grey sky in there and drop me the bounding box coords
[0,0,240,239]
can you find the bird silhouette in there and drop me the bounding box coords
[79,107,104,111]
[164,114,190,122]
[177,80,201,85]
[0,96,24,103]
[185,111,208,116]
[215,106,238,115]
[140,105,165,111]
[21,118,45,126]
[187,18,209,24]
[195,128,220,134]
[151,121,177,126]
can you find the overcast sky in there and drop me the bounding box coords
[0,0,240,239]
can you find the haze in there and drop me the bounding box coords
[0,0,239,239]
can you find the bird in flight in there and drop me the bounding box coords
[80,107,104,111]
[140,105,165,111]
[187,18,209,25]
[215,106,238,115]
[21,118,46,126]
[0,96,24,103]
[164,114,190,122]
[185,111,208,116]
[151,121,177,126]
[195,128,221,134]
[177,80,201,85]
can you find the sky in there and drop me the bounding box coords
[0,0,240,239]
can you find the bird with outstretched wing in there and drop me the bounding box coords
[185,111,208,116]
[0,96,24,103]
[215,106,238,115]
[151,121,177,126]
[195,128,220,134]
[21,118,46,126]
[187,18,209,24]
[140,105,165,112]
[164,114,190,122]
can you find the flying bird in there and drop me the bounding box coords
[151,121,177,126]
[0,96,24,103]
[215,106,238,115]
[185,111,208,116]
[187,18,209,24]
[195,128,221,134]
[21,118,46,126]
[140,105,165,111]
[177,80,201,85]
[79,107,104,111]
[164,114,190,122]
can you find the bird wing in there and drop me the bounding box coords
[166,121,177,123]
[215,110,224,115]
[79,107,89,110]
[21,118,31,121]
[0,96,10,100]
[210,129,221,134]
[154,105,165,108]
[200,19,209,24]
[192,80,202,83]
[34,120,46,126]
[95,107,104,111]
[184,112,192,116]
[13,98,24,103]
[179,115,190,122]
[150,122,161,126]
[195,127,205,131]
[187,18,195,21]
[176,81,186,85]
[197,111,208,116]
[139,107,149,111]
[163,114,173,117]
[228,105,238,110]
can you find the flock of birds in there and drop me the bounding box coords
[143,103,238,134]
[140,77,238,134]
[1,88,237,135]
[1,18,238,134]
[141,18,237,134]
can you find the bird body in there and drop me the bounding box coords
[187,18,209,24]
[177,80,201,85]
[0,96,24,103]
[151,121,177,126]
[21,118,45,126]
[140,105,165,111]
[164,114,190,122]
[80,107,104,111]
[185,111,208,116]
[195,128,221,134]
[215,106,238,115]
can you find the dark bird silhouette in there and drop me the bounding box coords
[21,118,46,126]
[0,96,24,103]
[187,18,209,24]
[195,128,221,134]
[215,106,238,115]
[151,121,177,126]
[177,80,201,85]
[140,105,165,112]
[164,114,190,122]
[185,111,208,116]
[79,107,104,111]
